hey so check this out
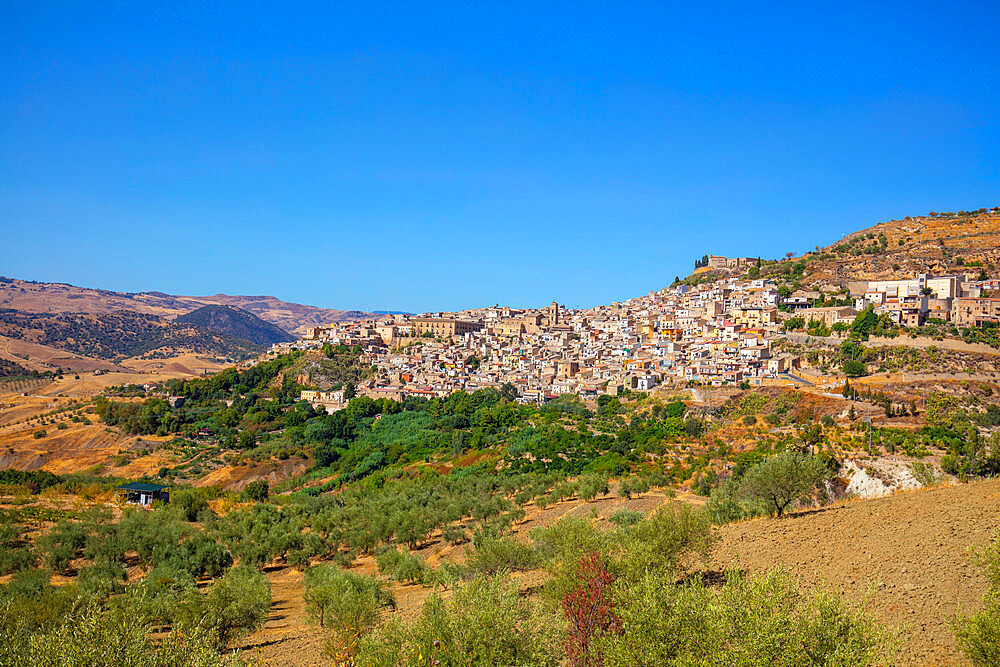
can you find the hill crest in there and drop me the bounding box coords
[175,305,295,347]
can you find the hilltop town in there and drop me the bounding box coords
[4,209,1000,667]
[284,216,1000,413]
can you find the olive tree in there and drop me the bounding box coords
[179,566,271,648]
[738,452,829,518]
[303,564,394,633]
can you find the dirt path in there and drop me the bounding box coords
[713,478,1000,666]
[234,569,327,666]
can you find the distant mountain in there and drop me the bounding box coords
[0,276,375,370]
[176,305,295,346]
[0,309,265,363]
[0,277,374,335]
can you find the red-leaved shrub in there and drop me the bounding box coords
[562,551,621,667]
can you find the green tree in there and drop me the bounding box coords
[738,452,829,517]
[356,575,561,667]
[842,360,867,377]
[240,480,269,502]
[181,566,271,648]
[304,564,394,634]
[851,307,878,340]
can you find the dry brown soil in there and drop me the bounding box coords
[713,478,1000,666]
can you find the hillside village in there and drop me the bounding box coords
[284,257,1000,413]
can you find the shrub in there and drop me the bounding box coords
[126,563,197,628]
[609,508,643,529]
[0,603,238,666]
[598,568,897,666]
[38,520,87,574]
[240,480,269,502]
[376,546,428,583]
[172,488,210,522]
[356,575,562,667]
[618,503,715,579]
[76,558,127,600]
[441,523,467,545]
[563,552,621,667]
[911,461,941,487]
[465,534,540,575]
[706,477,768,525]
[179,566,271,648]
[954,528,1000,665]
[33,430,46,439]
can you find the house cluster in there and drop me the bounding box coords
[841,273,1000,328]
[286,278,813,411]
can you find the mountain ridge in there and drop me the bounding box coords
[0,276,373,335]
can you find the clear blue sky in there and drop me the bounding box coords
[2,2,998,313]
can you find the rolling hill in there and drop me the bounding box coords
[0,276,374,371]
[175,305,295,346]
[683,206,1000,289]
[0,277,372,335]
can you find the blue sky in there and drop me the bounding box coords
[2,2,998,313]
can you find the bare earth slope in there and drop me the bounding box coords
[714,478,1000,666]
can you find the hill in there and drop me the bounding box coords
[0,309,264,365]
[0,276,374,371]
[683,206,1000,289]
[0,277,372,335]
[175,305,295,347]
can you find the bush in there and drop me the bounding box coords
[240,480,269,502]
[356,575,562,667]
[465,534,540,575]
[126,563,197,628]
[618,503,715,579]
[0,603,238,666]
[376,546,428,583]
[597,568,897,666]
[38,520,87,574]
[77,558,127,600]
[172,489,210,522]
[706,477,768,525]
[911,461,941,487]
[609,508,643,529]
[564,552,621,667]
[954,528,1000,665]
